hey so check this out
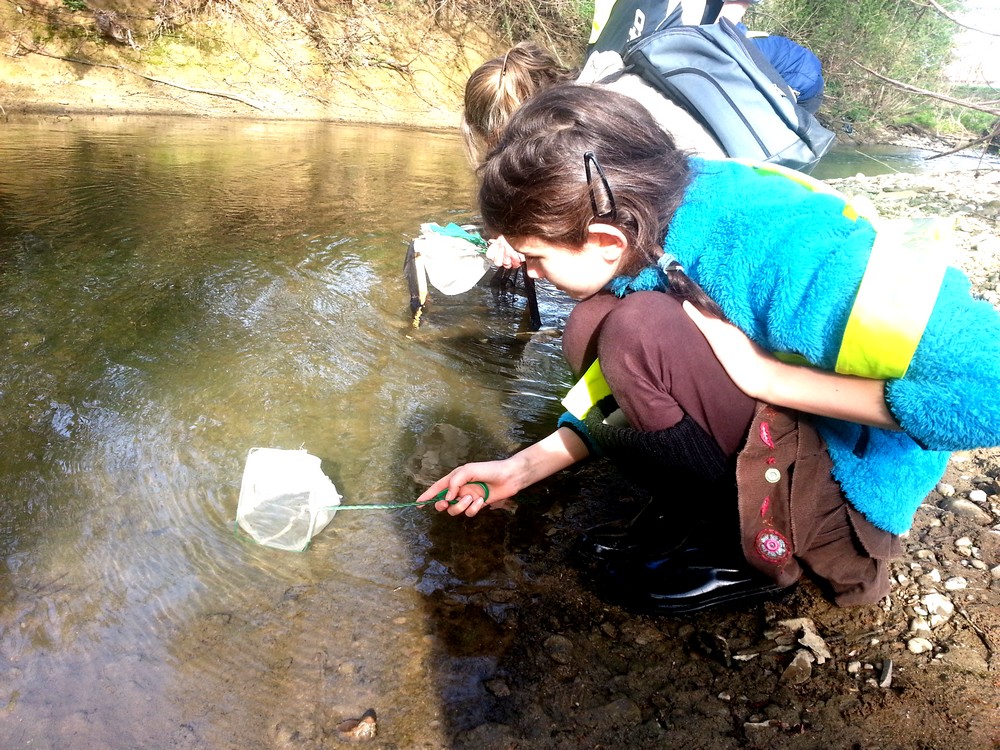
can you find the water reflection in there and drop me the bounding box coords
[0,115,573,747]
[812,141,1000,179]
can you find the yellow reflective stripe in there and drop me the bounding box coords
[731,158,878,222]
[562,359,612,419]
[835,218,950,379]
[589,0,618,43]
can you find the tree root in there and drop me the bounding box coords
[19,42,269,112]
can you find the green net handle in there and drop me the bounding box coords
[329,481,490,511]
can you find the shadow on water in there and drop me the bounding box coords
[0,114,588,748]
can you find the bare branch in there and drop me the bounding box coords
[914,0,1000,36]
[852,60,1000,116]
[926,118,1000,160]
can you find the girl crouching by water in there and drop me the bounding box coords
[417,83,1000,614]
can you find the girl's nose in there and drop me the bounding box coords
[524,259,542,280]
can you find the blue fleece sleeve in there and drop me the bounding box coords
[885,267,1000,451]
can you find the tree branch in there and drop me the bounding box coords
[926,118,1000,161]
[915,0,1000,36]
[852,60,1000,116]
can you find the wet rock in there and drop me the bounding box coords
[938,498,993,524]
[484,678,511,698]
[543,634,574,665]
[336,710,377,742]
[406,423,473,485]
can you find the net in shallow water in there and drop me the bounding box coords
[236,447,342,551]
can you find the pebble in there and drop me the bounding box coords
[944,577,968,591]
[544,635,574,665]
[968,489,988,504]
[936,482,955,497]
[907,638,934,654]
[991,564,1000,580]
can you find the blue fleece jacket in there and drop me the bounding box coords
[657,158,1000,533]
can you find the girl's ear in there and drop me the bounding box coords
[585,223,628,263]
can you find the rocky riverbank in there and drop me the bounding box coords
[429,164,1000,750]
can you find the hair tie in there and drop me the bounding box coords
[657,253,684,274]
[498,49,512,84]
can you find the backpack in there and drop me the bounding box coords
[588,0,723,53]
[621,19,835,172]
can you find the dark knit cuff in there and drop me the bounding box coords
[584,410,729,484]
[557,412,602,458]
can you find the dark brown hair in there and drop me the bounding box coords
[478,83,721,313]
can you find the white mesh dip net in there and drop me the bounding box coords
[236,447,342,551]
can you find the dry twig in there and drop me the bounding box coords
[916,0,1000,36]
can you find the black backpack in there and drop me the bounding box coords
[588,0,724,54]
[621,19,835,172]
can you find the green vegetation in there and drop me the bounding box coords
[474,0,987,137]
[743,0,987,135]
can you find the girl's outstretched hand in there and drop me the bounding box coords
[416,427,591,519]
[416,459,521,518]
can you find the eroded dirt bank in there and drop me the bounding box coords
[0,0,496,126]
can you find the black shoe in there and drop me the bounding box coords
[574,500,696,565]
[595,543,794,615]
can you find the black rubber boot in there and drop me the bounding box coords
[594,538,794,615]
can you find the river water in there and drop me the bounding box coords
[0,116,989,748]
[0,115,576,748]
